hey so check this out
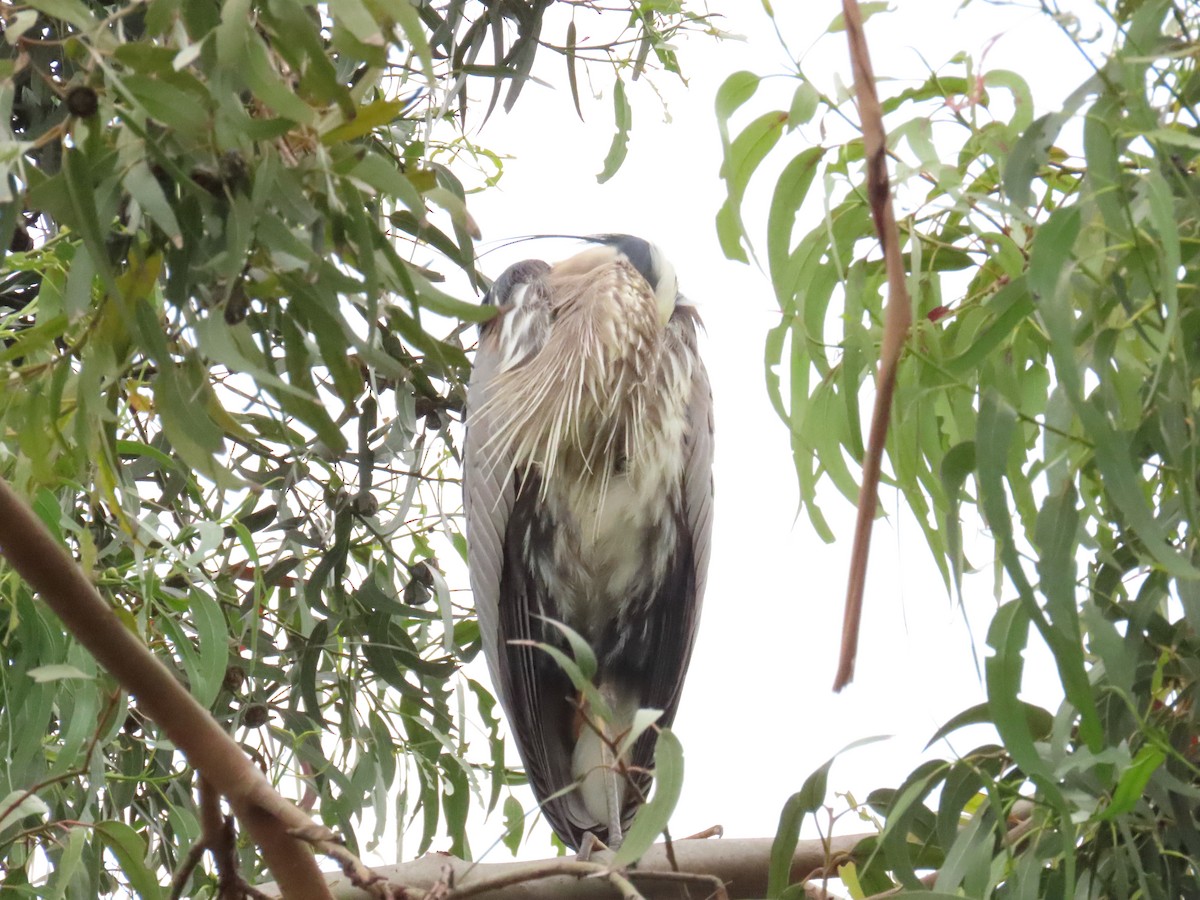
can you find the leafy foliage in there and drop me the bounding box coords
[0,0,709,894]
[721,1,1200,896]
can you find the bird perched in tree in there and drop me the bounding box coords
[463,235,713,850]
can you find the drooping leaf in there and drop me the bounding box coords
[717,110,787,262]
[597,78,632,184]
[610,729,684,868]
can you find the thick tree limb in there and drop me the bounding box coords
[833,0,913,692]
[0,477,335,899]
[261,834,872,899]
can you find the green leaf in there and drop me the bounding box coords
[188,590,230,708]
[124,161,182,243]
[1143,126,1200,151]
[154,359,231,482]
[869,763,946,883]
[1034,484,1103,753]
[30,489,65,542]
[985,601,1048,782]
[372,0,436,85]
[4,9,36,42]
[925,700,1052,749]
[401,260,495,323]
[1144,167,1180,367]
[1033,207,1196,580]
[983,69,1034,133]
[827,1,890,32]
[322,98,409,144]
[242,29,315,123]
[768,736,887,897]
[501,795,525,854]
[0,791,49,833]
[61,149,118,296]
[1004,112,1067,211]
[278,314,350,454]
[939,440,975,599]
[1004,74,1098,209]
[96,821,164,900]
[610,729,683,868]
[565,20,583,120]
[330,0,381,44]
[1027,205,1081,300]
[881,74,969,115]
[215,0,252,68]
[615,708,664,760]
[122,73,210,137]
[766,147,824,295]
[44,825,88,898]
[518,640,611,723]
[976,390,1032,594]
[26,664,92,683]
[786,80,820,131]
[597,78,632,184]
[350,151,426,212]
[285,279,361,402]
[26,0,97,30]
[944,278,1033,377]
[717,110,788,262]
[1101,745,1165,820]
[715,71,761,146]
[536,618,597,681]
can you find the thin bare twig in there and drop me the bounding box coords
[628,869,730,900]
[169,778,226,899]
[833,0,914,692]
[170,837,210,899]
[606,869,646,900]
[442,860,606,899]
[661,826,679,872]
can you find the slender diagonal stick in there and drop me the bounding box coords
[833,0,913,692]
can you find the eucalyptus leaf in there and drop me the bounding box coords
[609,729,684,868]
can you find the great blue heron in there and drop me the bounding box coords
[463,234,713,850]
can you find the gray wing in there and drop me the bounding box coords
[627,304,714,716]
[463,329,511,705]
[463,259,551,706]
[465,259,590,843]
[679,305,715,629]
[617,304,714,815]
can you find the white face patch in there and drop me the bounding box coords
[647,243,678,325]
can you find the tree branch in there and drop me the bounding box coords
[260,834,872,899]
[0,477,335,899]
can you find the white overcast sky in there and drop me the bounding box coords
[447,0,1108,859]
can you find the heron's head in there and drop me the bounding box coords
[476,233,690,487]
[483,234,680,327]
[586,235,679,326]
